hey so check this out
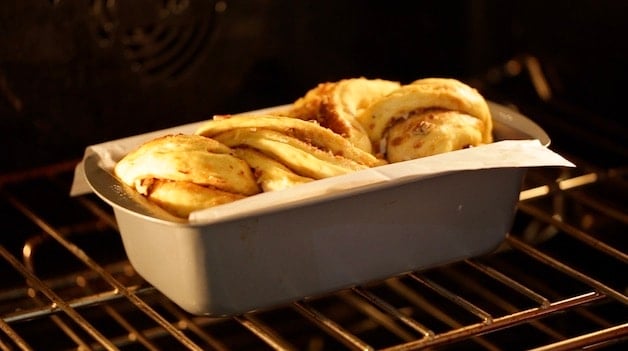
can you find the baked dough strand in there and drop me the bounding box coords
[233,148,314,192]
[195,114,382,167]
[285,78,401,153]
[357,78,492,159]
[114,134,260,217]
[213,128,369,179]
[113,77,494,218]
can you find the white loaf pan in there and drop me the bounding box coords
[79,102,569,316]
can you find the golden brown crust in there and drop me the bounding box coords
[212,127,370,179]
[115,134,259,196]
[410,78,492,143]
[114,134,260,217]
[195,114,383,168]
[146,180,247,218]
[357,78,492,155]
[233,148,314,192]
[114,77,494,218]
[385,110,484,163]
[286,78,401,153]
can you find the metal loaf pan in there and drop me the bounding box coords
[83,102,551,316]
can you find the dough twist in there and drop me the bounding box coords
[285,78,401,153]
[114,134,260,217]
[356,78,492,161]
[114,77,494,217]
[196,114,383,189]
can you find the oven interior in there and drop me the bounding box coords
[1,1,626,350]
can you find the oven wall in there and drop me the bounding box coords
[0,1,625,172]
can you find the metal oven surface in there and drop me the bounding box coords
[0,157,625,350]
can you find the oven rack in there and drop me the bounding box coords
[0,160,626,350]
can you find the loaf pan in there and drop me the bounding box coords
[77,102,572,316]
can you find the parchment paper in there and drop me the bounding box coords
[70,120,575,224]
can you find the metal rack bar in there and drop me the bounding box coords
[0,246,116,350]
[519,172,598,201]
[235,314,297,351]
[465,259,550,307]
[409,274,493,323]
[339,291,417,342]
[528,323,628,351]
[4,193,203,351]
[381,291,607,351]
[99,303,161,351]
[161,301,230,351]
[442,263,566,341]
[383,277,500,350]
[517,202,627,263]
[471,252,619,332]
[351,286,433,339]
[1,285,149,323]
[0,159,625,350]
[506,235,627,305]
[293,301,373,351]
[0,317,31,351]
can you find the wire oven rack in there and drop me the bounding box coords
[0,154,626,350]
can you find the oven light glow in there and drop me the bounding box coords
[520,172,598,201]
[520,185,551,201]
[558,173,598,190]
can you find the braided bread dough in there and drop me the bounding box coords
[285,78,401,153]
[385,110,484,162]
[114,77,493,217]
[116,115,382,217]
[195,114,382,168]
[114,134,260,217]
[357,78,492,161]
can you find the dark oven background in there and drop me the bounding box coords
[0,2,627,350]
[0,0,627,172]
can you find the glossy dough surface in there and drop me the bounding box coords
[114,134,260,217]
[285,78,401,153]
[114,77,493,217]
[357,78,492,159]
